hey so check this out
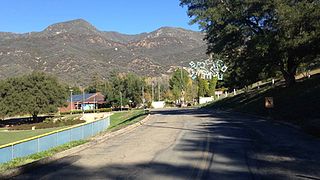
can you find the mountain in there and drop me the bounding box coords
[0,19,207,85]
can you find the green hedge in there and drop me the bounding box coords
[9,117,85,130]
[60,108,112,115]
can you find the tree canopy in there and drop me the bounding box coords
[181,0,320,87]
[169,68,190,100]
[0,72,68,121]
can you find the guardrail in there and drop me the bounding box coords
[0,116,110,164]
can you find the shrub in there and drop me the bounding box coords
[9,116,85,130]
[60,108,112,115]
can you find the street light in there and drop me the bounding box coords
[80,85,85,114]
[69,88,73,114]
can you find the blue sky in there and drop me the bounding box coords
[0,0,198,34]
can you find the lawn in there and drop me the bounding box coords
[109,110,148,131]
[0,127,66,146]
[0,110,149,146]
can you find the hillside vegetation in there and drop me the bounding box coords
[209,74,320,136]
[0,19,206,85]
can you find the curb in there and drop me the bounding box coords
[0,114,151,179]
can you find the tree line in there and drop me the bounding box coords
[77,69,218,107]
[0,69,217,120]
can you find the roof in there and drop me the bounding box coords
[68,93,96,102]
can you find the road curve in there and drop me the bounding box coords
[13,108,320,180]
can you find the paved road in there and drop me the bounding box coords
[14,108,320,180]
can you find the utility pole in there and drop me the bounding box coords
[142,86,145,105]
[120,91,123,111]
[180,67,184,105]
[93,96,96,113]
[158,83,160,101]
[151,82,154,102]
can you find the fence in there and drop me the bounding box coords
[0,116,110,164]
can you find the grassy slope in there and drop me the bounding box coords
[208,75,320,135]
[109,110,148,131]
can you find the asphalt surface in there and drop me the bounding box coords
[13,108,320,180]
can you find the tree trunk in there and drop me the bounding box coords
[283,72,296,87]
[280,57,297,87]
[32,114,38,123]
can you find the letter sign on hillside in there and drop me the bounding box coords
[189,58,228,80]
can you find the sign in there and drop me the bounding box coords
[265,97,274,108]
[189,58,228,80]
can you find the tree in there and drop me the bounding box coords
[0,72,68,122]
[208,77,218,97]
[123,73,145,106]
[104,72,144,108]
[181,0,320,87]
[0,79,15,119]
[198,77,209,97]
[85,73,103,93]
[169,68,190,100]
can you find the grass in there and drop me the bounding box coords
[108,109,148,131]
[0,140,87,174]
[207,74,320,136]
[0,127,66,146]
[0,114,85,145]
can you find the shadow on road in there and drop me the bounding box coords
[15,108,320,180]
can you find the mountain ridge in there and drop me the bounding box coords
[0,19,207,85]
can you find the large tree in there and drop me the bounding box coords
[181,0,320,87]
[169,69,190,100]
[104,72,145,107]
[0,72,68,121]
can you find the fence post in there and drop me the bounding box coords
[11,144,14,161]
[82,125,84,139]
[37,138,40,152]
[56,132,58,146]
[91,122,93,136]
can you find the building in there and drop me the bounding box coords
[59,92,105,113]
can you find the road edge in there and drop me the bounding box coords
[0,114,151,179]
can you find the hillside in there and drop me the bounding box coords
[0,19,207,85]
[208,74,320,136]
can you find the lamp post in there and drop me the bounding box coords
[80,85,85,114]
[69,89,73,114]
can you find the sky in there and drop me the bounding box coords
[0,0,199,34]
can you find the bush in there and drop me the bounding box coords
[9,116,85,130]
[97,108,112,113]
[60,110,83,115]
[60,108,112,115]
